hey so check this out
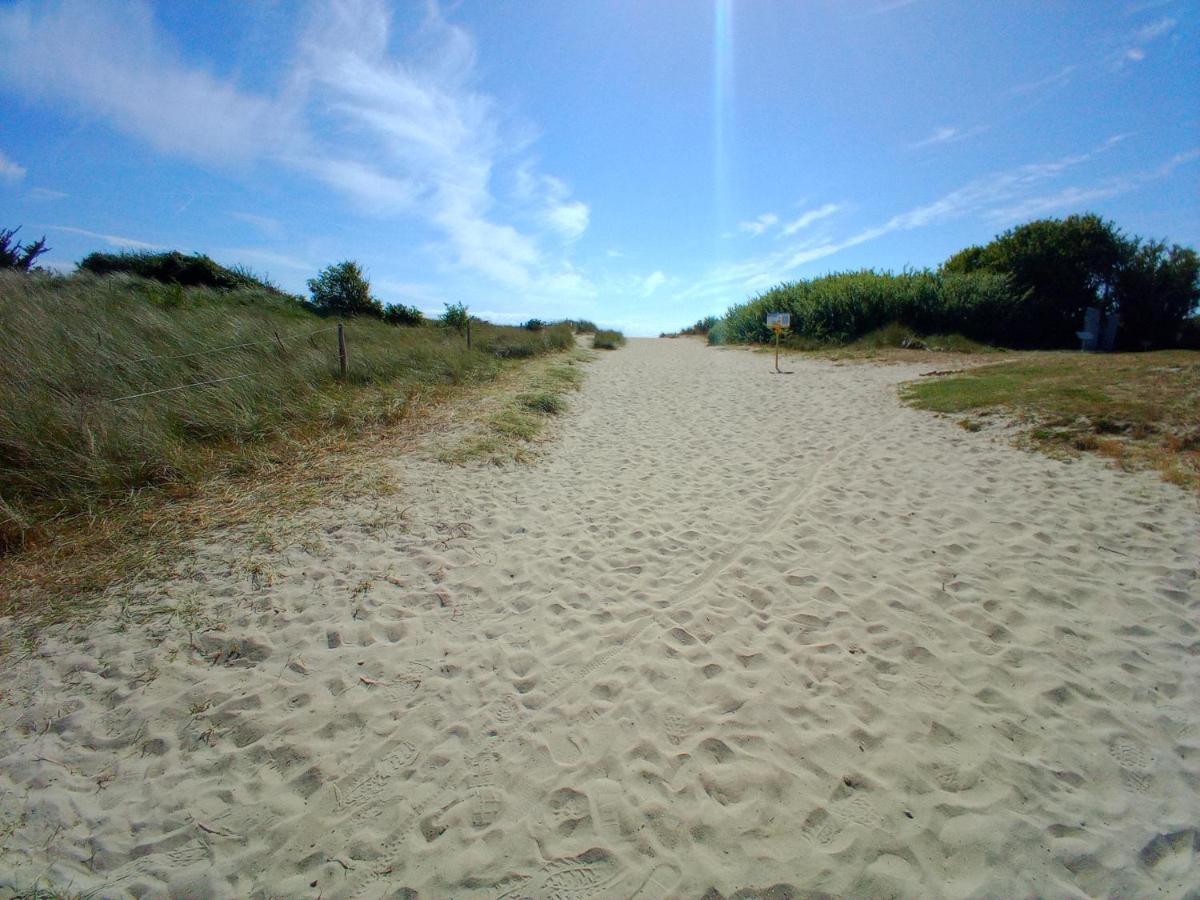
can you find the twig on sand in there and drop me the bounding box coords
[1098,545,1130,557]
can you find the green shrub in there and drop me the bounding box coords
[713,269,1019,347]
[383,303,424,326]
[592,329,626,350]
[522,318,546,331]
[307,260,383,318]
[79,250,287,296]
[441,302,470,331]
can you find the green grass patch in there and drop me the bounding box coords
[519,392,567,415]
[902,350,1200,489]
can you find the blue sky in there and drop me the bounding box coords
[1,0,1197,335]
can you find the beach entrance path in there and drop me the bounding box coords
[2,338,1197,898]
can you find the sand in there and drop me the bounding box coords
[1,337,1197,899]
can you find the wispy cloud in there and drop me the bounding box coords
[220,247,312,273]
[0,149,25,181]
[866,0,927,14]
[1117,15,1177,65]
[907,124,988,150]
[26,187,68,201]
[672,136,1163,305]
[44,224,165,250]
[0,0,592,301]
[781,203,842,236]
[230,211,282,237]
[1008,65,1078,97]
[737,213,778,237]
[989,147,1200,222]
[642,270,666,296]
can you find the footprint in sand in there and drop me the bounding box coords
[496,848,625,900]
[466,750,504,829]
[588,778,626,838]
[663,710,692,746]
[798,808,851,852]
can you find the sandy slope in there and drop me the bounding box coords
[1,337,1197,899]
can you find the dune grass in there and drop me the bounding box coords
[438,349,591,465]
[901,350,1200,489]
[0,271,578,624]
[592,329,626,350]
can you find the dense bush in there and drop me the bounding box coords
[522,318,547,331]
[708,270,1018,347]
[0,227,49,272]
[79,250,288,296]
[383,303,423,326]
[307,260,383,318]
[943,214,1199,349]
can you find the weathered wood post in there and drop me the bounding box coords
[466,316,472,350]
[337,322,348,377]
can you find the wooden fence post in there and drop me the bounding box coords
[337,322,347,378]
[466,317,472,350]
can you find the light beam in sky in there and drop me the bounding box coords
[713,0,734,249]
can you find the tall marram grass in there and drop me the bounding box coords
[0,272,572,545]
[592,329,626,350]
[708,269,1020,347]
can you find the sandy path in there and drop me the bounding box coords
[1,338,1198,898]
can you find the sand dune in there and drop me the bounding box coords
[1,337,1197,898]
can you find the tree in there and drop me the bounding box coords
[939,214,1171,347]
[1114,242,1199,349]
[440,302,469,331]
[306,260,383,318]
[0,227,50,271]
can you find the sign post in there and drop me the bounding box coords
[766,312,790,374]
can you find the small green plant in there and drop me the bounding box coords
[307,260,383,318]
[592,329,626,350]
[522,318,546,331]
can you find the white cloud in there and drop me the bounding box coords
[0,1,294,163]
[780,203,842,235]
[0,149,26,181]
[642,271,666,296]
[0,0,592,298]
[738,213,778,237]
[26,187,67,201]
[45,224,165,250]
